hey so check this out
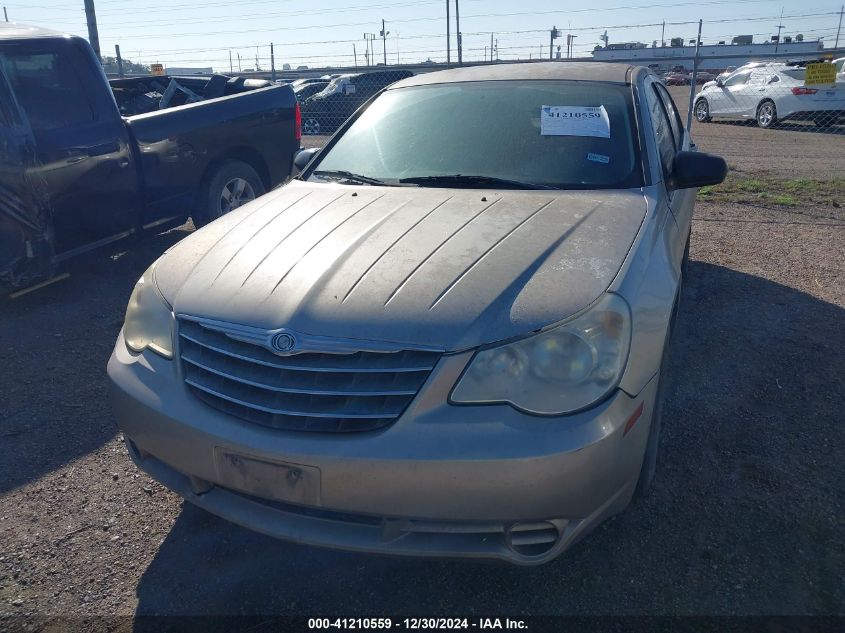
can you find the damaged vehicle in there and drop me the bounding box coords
[0,23,300,287]
[109,63,726,565]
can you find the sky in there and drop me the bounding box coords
[6,0,844,71]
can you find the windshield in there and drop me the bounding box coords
[308,80,642,189]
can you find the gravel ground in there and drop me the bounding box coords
[1,124,844,624]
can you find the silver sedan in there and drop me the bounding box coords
[108,63,726,565]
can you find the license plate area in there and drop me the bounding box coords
[214,448,321,505]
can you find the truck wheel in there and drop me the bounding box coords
[694,98,711,122]
[756,100,777,129]
[302,117,321,135]
[194,160,265,227]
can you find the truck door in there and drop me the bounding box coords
[0,37,140,256]
[0,64,45,281]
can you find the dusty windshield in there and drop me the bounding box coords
[309,80,642,189]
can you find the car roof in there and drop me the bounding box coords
[390,62,637,89]
[0,22,68,40]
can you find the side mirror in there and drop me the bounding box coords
[715,78,724,87]
[293,147,319,172]
[672,151,727,189]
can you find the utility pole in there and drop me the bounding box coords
[381,19,388,65]
[353,43,358,68]
[237,53,241,73]
[835,5,843,48]
[83,0,101,60]
[446,0,450,65]
[774,8,784,53]
[229,50,233,73]
[396,31,400,64]
[3,7,8,22]
[455,0,462,64]
[661,20,665,47]
[115,44,124,77]
[550,25,560,60]
[490,33,493,62]
[270,43,276,81]
[686,19,703,132]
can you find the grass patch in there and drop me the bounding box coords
[697,174,844,207]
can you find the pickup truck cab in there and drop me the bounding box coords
[0,23,300,287]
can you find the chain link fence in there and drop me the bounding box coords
[293,69,414,140]
[668,57,845,135]
[291,52,844,147]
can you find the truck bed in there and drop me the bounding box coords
[110,74,274,116]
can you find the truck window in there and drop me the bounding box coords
[0,51,94,131]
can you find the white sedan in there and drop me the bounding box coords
[693,64,845,128]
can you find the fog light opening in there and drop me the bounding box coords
[506,521,560,557]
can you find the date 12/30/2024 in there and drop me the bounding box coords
[308,618,528,630]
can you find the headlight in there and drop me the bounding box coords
[451,293,631,415]
[123,262,174,359]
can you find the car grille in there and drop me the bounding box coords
[177,318,441,433]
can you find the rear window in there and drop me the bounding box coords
[0,49,94,131]
[311,80,642,189]
[780,68,806,81]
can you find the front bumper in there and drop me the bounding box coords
[108,332,658,565]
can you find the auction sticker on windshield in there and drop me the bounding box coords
[540,105,610,138]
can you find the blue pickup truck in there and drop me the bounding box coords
[0,24,301,287]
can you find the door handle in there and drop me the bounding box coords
[119,157,130,168]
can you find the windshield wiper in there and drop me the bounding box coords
[398,174,557,190]
[312,170,391,186]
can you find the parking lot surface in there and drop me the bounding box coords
[1,122,843,621]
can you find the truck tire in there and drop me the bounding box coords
[194,160,265,227]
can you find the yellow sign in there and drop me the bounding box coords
[805,62,836,86]
[150,63,165,77]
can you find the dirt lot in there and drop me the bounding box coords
[1,108,843,626]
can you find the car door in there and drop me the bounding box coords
[0,38,140,256]
[710,70,752,116]
[733,69,769,117]
[653,83,695,238]
[645,78,689,268]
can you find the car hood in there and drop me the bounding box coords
[156,181,646,351]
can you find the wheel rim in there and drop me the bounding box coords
[219,177,256,216]
[758,104,774,126]
[303,118,320,135]
[695,100,708,121]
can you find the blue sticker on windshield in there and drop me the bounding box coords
[587,152,610,164]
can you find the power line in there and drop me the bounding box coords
[99,9,841,41]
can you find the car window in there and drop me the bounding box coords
[0,49,94,132]
[724,71,751,87]
[654,84,684,151]
[646,83,675,181]
[781,68,805,81]
[747,71,768,86]
[310,80,642,189]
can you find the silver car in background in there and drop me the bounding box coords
[108,63,726,565]
[694,62,845,128]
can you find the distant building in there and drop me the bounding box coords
[592,37,825,71]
